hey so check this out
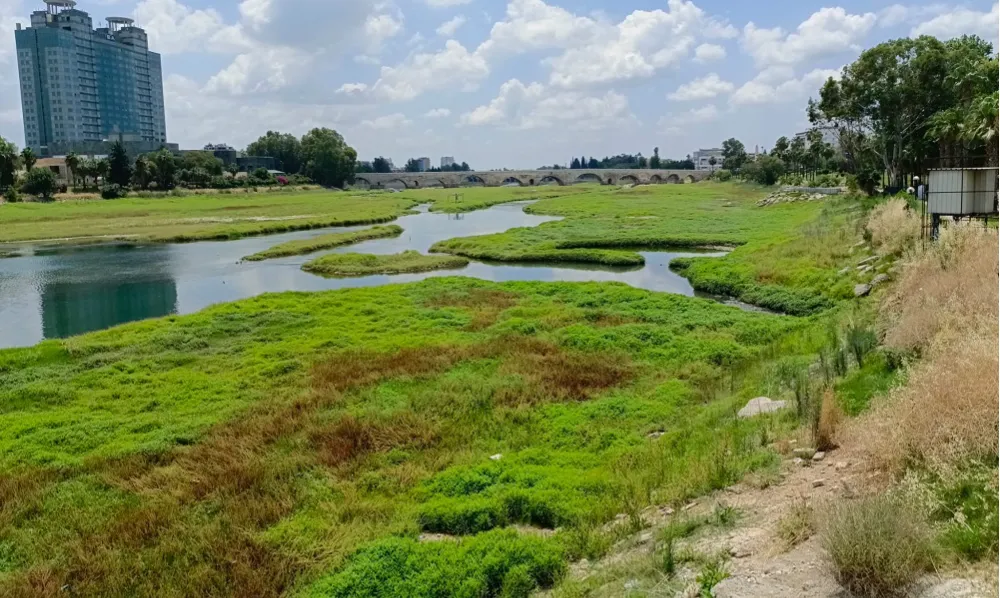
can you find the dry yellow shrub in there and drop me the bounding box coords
[852,223,999,473]
[815,389,842,451]
[866,199,921,256]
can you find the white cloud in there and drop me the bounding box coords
[204,47,311,95]
[436,15,467,36]
[877,4,911,27]
[742,7,876,68]
[372,40,489,101]
[424,108,452,118]
[475,0,601,57]
[474,0,735,89]
[336,82,370,95]
[354,54,382,65]
[364,10,404,50]
[133,0,249,54]
[460,78,633,130]
[693,43,726,62]
[730,68,841,105]
[686,104,719,122]
[667,73,733,101]
[425,0,471,6]
[361,113,411,129]
[912,3,999,41]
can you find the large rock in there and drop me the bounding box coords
[870,273,890,287]
[738,397,788,418]
[854,283,872,297]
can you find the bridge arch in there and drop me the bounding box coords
[684,175,695,184]
[538,175,564,186]
[619,174,640,185]
[353,176,373,189]
[665,174,680,184]
[385,179,409,190]
[501,177,524,186]
[575,173,603,184]
[649,174,662,184]
[463,175,486,186]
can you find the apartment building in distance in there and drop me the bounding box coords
[14,0,167,155]
[692,148,724,171]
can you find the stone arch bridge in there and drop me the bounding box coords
[352,169,709,189]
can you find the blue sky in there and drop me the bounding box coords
[1,0,997,168]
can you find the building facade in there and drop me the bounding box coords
[15,0,167,155]
[416,157,431,172]
[440,156,455,169]
[692,148,724,171]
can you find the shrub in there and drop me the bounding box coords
[822,494,932,597]
[776,498,814,551]
[856,224,998,472]
[100,183,127,199]
[741,155,786,186]
[307,529,566,598]
[3,185,20,203]
[814,389,841,451]
[20,167,58,200]
[845,322,877,368]
[866,198,919,255]
[712,169,732,181]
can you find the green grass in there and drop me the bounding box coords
[243,225,404,261]
[430,183,864,312]
[0,277,812,597]
[0,190,417,244]
[302,250,470,277]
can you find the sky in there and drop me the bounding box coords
[0,0,997,169]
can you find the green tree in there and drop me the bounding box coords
[570,157,581,169]
[805,129,836,170]
[587,157,599,169]
[721,138,747,170]
[808,36,981,183]
[649,147,661,169]
[404,158,421,172]
[638,155,648,168]
[149,149,177,190]
[0,136,18,191]
[21,167,57,200]
[301,128,357,187]
[741,155,786,185]
[64,152,80,187]
[708,156,717,169]
[107,140,132,187]
[963,91,999,166]
[20,147,36,172]
[372,156,392,173]
[94,158,109,183]
[246,131,303,174]
[771,137,789,162]
[355,160,374,173]
[180,151,224,176]
[132,155,152,190]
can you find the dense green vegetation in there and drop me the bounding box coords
[243,225,404,261]
[0,191,416,244]
[0,274,819,597]
[303,250,470,276]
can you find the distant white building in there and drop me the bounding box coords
[440,156,455,169]
[417,157,431,172]
[794,125,840,150]
[692,148,724,171]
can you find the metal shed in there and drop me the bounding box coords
[926,167,998,215]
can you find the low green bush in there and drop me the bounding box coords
[100,183,128,199]
[823,494,932,597]
[305,529,566,598]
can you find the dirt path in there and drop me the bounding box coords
[558,443,995,597]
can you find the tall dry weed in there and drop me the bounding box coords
[852,223,999,473]
[867,199,920,256]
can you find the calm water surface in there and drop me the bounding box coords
[0,201,734,348]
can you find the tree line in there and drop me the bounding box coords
[706,35,997,192]
[561,148,695,170]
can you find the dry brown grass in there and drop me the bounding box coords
[310,411,441,468]
[499,343,634,404]
[814,389,842,452]
[866,199,920,256]
[852,223,999,474]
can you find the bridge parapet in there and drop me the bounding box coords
[352,169,708,189]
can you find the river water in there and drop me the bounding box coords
[0,201,731,349]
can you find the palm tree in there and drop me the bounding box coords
[20,147,36,172]
[926,108,965,168]
[962,92,999,167]
[65,152,80,187]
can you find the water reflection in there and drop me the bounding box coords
[0,202,737,348]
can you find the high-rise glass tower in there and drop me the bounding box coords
[14,0,167,152]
